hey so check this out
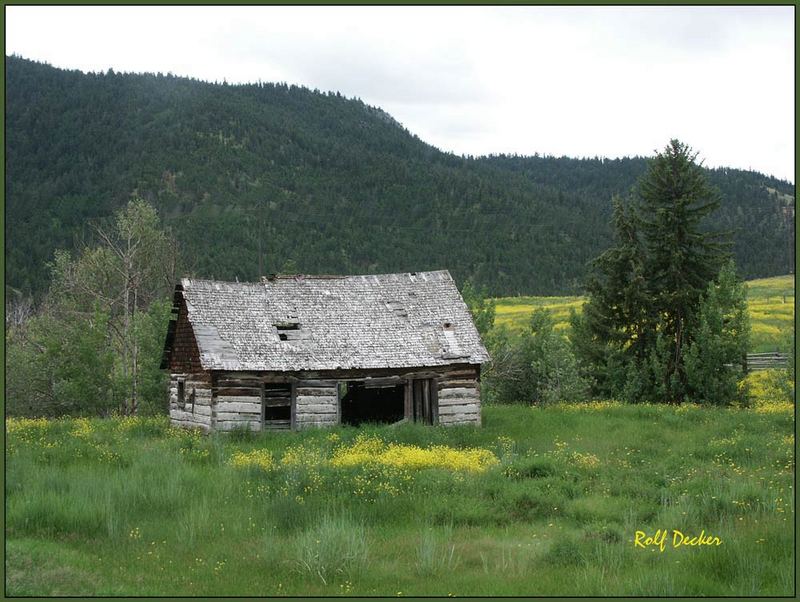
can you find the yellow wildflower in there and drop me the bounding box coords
[330,435,498,473]
[71,417,94,438]
[229,449,274,471]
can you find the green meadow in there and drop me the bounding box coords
[6,276,794,596]
[6,374,794,596]
[494,275,795,353]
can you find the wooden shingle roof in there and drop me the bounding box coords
[164,270,490,372]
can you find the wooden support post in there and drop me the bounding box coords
[335,381,342,426]
[260,382,266,431]
[404,379,413,421]
[431,378,439,426]
[422,379,431,425]
[413,380,423,423]
[290,382,297,430]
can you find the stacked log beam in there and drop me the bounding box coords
[294,381,338,429]
[435,367,481,426]
[212,373,292,431]
[168,372,213,432]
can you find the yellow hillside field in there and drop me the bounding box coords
[494,275,794,352]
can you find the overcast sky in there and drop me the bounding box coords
[6,6,795,182]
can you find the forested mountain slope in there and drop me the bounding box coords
[6,56,794,297]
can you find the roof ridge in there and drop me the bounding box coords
[182,270,452,287]
[262,274,348,282]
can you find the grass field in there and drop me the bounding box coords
[746,275,796,353]
[494,274,795,353]
[6,375,794,597]
[494,295,584,334]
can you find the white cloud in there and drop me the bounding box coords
[5,5,794,181]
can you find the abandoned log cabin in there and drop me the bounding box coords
[160,270,490,432]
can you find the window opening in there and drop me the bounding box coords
[261,383,292,430]
[275,321,301,342]
[177,378,185,408]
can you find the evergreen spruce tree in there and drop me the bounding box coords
[576,140,736,404]
[638,139,729,401]
[684,261,750,405]
[570,197,650,397]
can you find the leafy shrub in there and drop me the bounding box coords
[484,311,589,404]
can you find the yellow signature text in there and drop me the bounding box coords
[634,529,722,551]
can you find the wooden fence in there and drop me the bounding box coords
[746,352,790,372]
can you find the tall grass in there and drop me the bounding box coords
[415,524,459,576]
[291,512,369,584]
[5,400,794,596]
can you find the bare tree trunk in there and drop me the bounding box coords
[131,286,138,416]
[122,229,136,416]
[6,293,33,328]
[122,266,131,415]
[80,200,174,416]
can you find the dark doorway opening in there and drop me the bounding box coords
[340,382,405,426]
[261,383,292,430]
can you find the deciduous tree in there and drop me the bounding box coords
[13,199,179,416]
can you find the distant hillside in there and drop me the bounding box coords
[6,56,795,297]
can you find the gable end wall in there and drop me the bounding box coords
[168,295,213,431]
[169,295,204,374]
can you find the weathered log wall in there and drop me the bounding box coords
[169,371,213,432]
[168,363,482,432]
[435,366,481,426]
[294,380,338,430]
[213,373,292,432]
